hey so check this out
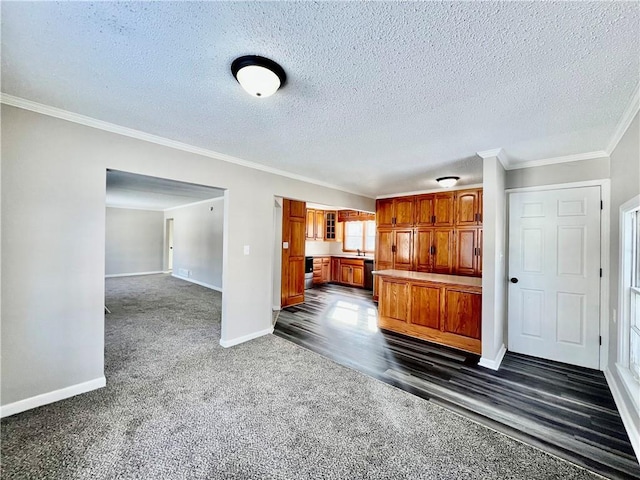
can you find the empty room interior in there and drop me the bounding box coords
[1,2,639,479]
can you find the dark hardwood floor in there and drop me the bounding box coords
[273,283,640,480]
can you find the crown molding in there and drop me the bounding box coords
[0,93,372,199]
[376,183,484,199]
[163,195,224,212]
[105,204,166,212]
[607,82,640,156]
[504,150,608,171]
[476,148,510,169]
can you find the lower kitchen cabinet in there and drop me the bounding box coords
[375,270,482,354]
[312,257,331,284]
[338,259,364,287]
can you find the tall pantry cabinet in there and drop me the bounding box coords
[374,188,483,300]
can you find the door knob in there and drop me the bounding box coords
[510,277,519,283]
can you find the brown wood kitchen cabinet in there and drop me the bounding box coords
[374,188,483,280]
[414,227,454,274]
[375,270,482,354]
[331,257,340,282]
[455,189,482,226]
[339,258,365,287]
[414,192,454,227]
[454,227,482,276]
[305,209,326,240]
[324,211,337,240]
[376,197,414,228]
[312,257,331,284]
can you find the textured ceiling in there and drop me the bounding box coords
[2,2,638,197]
[106,170,224,210]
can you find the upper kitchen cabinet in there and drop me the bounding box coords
[415,192,454,227]
[324,211,337,240]
[305,208,327,240]
[455,189,483,226]
[315,210,325,240]
[376,197,414,228]
[306,209,315,239]
[376,199,394,227]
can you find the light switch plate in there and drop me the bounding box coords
[243,245,250,255]
[283,242,289,249]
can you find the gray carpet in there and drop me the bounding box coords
[1,274,601,479]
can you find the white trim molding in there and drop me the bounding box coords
[219,327,274,348]
[105,271,165,278]
[163,196,225,212]
[171,273,222,292]
[0,93,372,199]
[477,148,510,169]
[604,368,640,461]
[504,150,609,171]
[479,344,507,371]
[377,183,484,200]
[608,82,640,156]
[0,377,106,418]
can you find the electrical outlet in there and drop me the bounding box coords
[613,308,617,323]
[243,245,250,255]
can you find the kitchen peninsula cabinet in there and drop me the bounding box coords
[374,270,482,354]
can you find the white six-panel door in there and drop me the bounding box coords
[508,186,601,369]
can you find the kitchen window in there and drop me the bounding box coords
[617,195,640,409]
[343,220,376,253]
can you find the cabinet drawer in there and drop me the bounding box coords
[339,258,364,267]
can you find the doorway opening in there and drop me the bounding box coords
[104,169,226,340]
[507,184,603,369]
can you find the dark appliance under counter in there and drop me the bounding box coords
[304,256,314,289]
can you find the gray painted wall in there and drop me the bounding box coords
[505,156,610,189]
[481,155,507,365]
[167,199,224,289]
[607,112,640,417]
[105,207,164,275]
[1,105,374,408]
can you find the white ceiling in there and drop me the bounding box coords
[2,2,638,197]
[106,170,224,210]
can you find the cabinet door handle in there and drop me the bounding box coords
[431,215,436,224]
[430,246,436,255]
[392,245,397,253]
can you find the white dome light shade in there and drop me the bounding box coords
[236,65,281,97]
[436,176,460,188]
[231,55,287,98]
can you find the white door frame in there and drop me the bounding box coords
[506,179,610,371]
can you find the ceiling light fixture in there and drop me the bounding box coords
[231,55,287,98]
[436,176,460,188]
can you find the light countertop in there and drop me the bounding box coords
[372,269,482,287]
[310,254,374,260]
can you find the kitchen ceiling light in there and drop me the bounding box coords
[436,176,460,188]
[231,55,287,98]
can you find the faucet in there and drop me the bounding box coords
[357,249,362,256]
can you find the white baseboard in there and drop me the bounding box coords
[0,376,106,418]
[171,274,222,292]
[272,306,281,311]
[604,367,640,461]
[479,344,507,370]
[105,271,164,278]
[220,327,274,348]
